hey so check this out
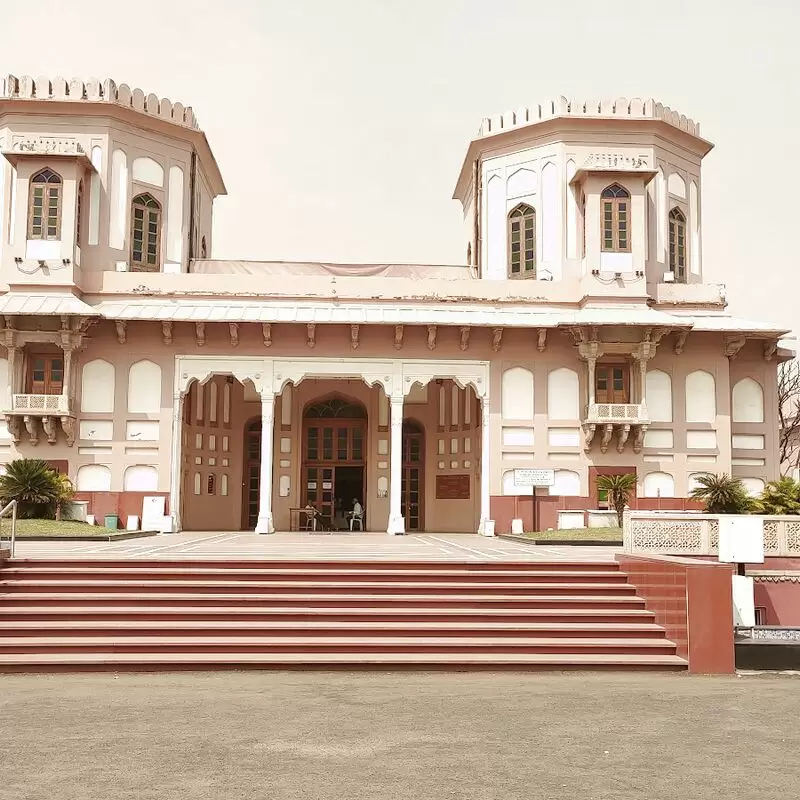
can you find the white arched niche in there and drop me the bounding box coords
[124,465,158,491]
[643,471,675,498]
[732,378,764,423]
[81,359,115,413]
[685,370,716,423]
[550,470,581,496]
[76,464,111,491]
[127,360,162,413]
[547,367,579,420]
[645,370,672,422]
[507,167,537,197]
[501,367,534,420]
[132,156,164,186]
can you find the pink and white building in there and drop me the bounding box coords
[0,76,790,533]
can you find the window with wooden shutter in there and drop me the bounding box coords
[600,184,631,253]
[28,168,62,240]
[130,193,162,271]
[669,207,687,283]
[28,356,64,395]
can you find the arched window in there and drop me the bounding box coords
[601,184,630,253]
[669,208,687,282]
[130,193,162,271]
[76,179,85,245]
[28,168,62,240]
[507,204,536,278]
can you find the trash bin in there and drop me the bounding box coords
[104,514,119,530]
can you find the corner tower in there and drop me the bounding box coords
[453,97,713,286]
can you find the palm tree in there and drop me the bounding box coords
[753,476,800,515]
[690,473,752,514]
[0,458,61,518]
[51,472,75,521]
[596,473,637,527]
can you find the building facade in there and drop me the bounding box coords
[0,76,790,533]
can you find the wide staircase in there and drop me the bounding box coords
[0,558,687,672]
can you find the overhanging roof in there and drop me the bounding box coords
[0,292,99,316]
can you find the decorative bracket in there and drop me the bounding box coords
[616,423,631,453]
[5,415,21,444]
[633,425,647,454]
[61,416,75,447]
[23,415,39,446]
[673,331,688,355]
[195,322,206,347]
[764,339,778,361]
[306,323,316,349]
[262,323,272,348]
[394,325,404,350]
[229,323,240,347]
[42,415,57,445]
[350,324,360,350]
[115,320,127,345]
[599,423,614,454]
[427,325,437,351]
[537,329,547,353]
[161,321,173,346]
[583,423,597,451]
[492,327,503,352]
[459,326,470,351]
[724,334,747,360]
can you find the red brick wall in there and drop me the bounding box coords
[616,553,735,674]
[74,492,170,529]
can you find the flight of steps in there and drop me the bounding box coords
[0,558,687,672]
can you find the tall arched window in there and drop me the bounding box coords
[76,179,85,245]
[28,168,62,240]
[507,204,536,278]
[601,183,630,253]
[669,207,687,282]
[130,193,162,271]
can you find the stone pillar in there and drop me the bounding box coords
[478,396,494,536]
[587,357,597,407]
[168,390,185,533]
[387,395,405,535]
[255,391,276,534]
[638,356,647,407]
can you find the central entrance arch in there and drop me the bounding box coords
[302,395,368,529]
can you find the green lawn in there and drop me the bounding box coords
[2,519,122,538]
[516,526,622,541]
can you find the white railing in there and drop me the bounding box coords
[0,499,18,558]
[623,510,800,557]
[11,394,70,414]
[586,403,648,424]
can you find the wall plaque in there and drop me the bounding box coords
[436,474,470,500]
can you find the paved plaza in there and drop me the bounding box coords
[9,531,620,562]
[1,671,797,800]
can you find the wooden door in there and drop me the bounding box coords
[595,366,629,404]
[28,355,64,395]
[401,421,425,532]
[242,419,261,530]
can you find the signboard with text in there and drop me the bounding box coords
[514,469,555,488]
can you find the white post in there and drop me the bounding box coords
[478,396,494,536]
[168,390,185,533]
[255,391,276,534]
[387,394,405,535]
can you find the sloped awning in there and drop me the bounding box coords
[670,313,790,337]
[0,292,100,316]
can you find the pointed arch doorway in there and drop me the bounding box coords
[401,420,425,532]
[302,396,368,529]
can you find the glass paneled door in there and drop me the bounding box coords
[242,418,261,529]
[401,420,425,532]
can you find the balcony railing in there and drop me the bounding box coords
[10,394,71,415]
[585,402,649,425]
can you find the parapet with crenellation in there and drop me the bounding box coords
[0,74,200,130]
[478,97,701,139]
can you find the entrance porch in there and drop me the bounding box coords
[172,356,493,536]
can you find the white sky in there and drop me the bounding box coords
[3,0,799,331]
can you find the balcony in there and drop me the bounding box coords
[4,395,75,447]
[583,403,649,454]
[10,394,72,415]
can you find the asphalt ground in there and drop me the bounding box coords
[1,671,797,800]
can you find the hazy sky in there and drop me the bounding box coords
[3,0,799,331]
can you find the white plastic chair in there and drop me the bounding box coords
[348,512,363,531]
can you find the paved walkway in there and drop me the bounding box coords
[10,531,619,562]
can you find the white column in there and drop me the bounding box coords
[255,391,276,534]
[478,396,494,536]
[168,390,185,533]
[387,394,405,535]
